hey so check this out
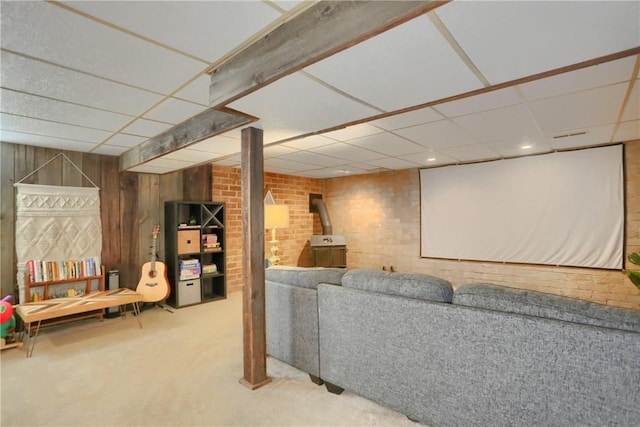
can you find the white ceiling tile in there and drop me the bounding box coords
[614,120,640,143]
[394,120,478,150]
[529,83,628,135]
[143,157,193,169]
[347,132,425,156]
[451,104,542,143]
[0,50,163,116]
[519,56,637,101]
[121,119,173,138]
[220,128,243,140]
[0,89,133,131]
[173,75,210,106]
[106,134,148,148]
[435,88,522,118]
[264,158,313,171]
[64,1,280,63]
[127,164,172,174]
[368,108,444,131]
[311,142,386,162]
[298,166,369,179]
[437,1,640,84]
[1,1,206,94]
[622,81,639,122]
[305,15,483,111]
[254,126,304,144]
[322,123,385,141]
[348,163,388,172]
[161,149,223,163]
[486,136,552,158]
[548,123,615,150]
[397,150,457,167]
[280,151,348,167]
[144,98,206,124]
[188,135,240,154]
[266,167,311,177]
[0,113,112,143]
[439,144,501,162]
[0,129,97,152]
[271,1,304,12]
[363,157,422,170]
[264,144,299,158]
[91,145,128,156]
[212,155,242,167]
[281,135,337,150]
[229,72,379,137]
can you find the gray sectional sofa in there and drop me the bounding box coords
[265,266,346,384]
[266,267,640,427]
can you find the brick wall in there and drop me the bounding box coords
[212,165,322,293]
[324,140,640,309]
[213,141,639,308]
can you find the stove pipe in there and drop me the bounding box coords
[311,198,333,235]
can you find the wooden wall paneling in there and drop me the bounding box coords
[62,151,83,187]
[137,173,161,271]
[119,171,139,288]
[0,142,16,298]
[100,156,121,271]
[183,164,212,201]
[35,148,62,185]
[80,152,101,189]
[158,170,184,262]
[14,143,36,185]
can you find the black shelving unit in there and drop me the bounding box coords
[164,201,226,308]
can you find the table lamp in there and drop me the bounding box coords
[265,204,290,265]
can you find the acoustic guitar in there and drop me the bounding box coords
[136,224,170,303]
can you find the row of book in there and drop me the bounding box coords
[26,257,101,283]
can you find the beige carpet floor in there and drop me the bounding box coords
[1,291,424,427]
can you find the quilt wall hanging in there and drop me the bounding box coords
[14,183,102,303]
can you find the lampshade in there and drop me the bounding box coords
[265,204,290,230]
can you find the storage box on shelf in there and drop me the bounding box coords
[165,201,226,308]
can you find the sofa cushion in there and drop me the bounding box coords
[341,269,453,302]
[265,266,346,289]
[453,283,640,333]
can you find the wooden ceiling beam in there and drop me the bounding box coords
[119,107,256,171]
[209,0,448,108]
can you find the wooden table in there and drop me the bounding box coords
[15,288,144,357]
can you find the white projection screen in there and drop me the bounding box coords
[420,145,624,269]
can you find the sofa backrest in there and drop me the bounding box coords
[453,283,640,333]
[265,266,346,289]
[341,269,453,303]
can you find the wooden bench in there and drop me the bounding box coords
[15,288,144,357]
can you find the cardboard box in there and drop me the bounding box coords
[177,230,200,254]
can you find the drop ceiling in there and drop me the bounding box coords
[1,1,638,178]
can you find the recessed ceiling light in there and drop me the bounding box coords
[521,144,532,150]
[427,157,436,162]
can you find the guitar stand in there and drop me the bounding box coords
[154,302,174,314]
[138,302,174,314]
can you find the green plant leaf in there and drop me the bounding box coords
[627,270,640,290]
[628,252,640,266]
